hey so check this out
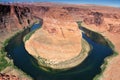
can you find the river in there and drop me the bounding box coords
[5,23,113,80]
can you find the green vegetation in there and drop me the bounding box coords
[0,54,8,71]
[24,25,41,42]
[0,21,41,79]
[0,38,13,71]
[77,21,82,27]
[0,49,14,72]
[24,30,36,42]
[106,39,115,49]
[0,31,33,79]
[0,27,33,78]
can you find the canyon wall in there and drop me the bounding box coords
[1,3,120,35]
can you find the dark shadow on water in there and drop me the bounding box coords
[5,24,113,80]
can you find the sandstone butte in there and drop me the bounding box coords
[25,8,90,69]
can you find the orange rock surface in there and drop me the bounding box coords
[25,8,82,64]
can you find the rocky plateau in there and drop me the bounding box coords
[25,7,82,64]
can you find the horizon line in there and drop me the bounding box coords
[0,1,120,8]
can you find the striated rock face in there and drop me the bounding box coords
[0,4,36,48]
[107,24,120,33]
[0,73,30,80]
[83,12,103,26]
[1,3,120,38]
[63,6,120,34]
[0,4,32,33]
[0,73,19,80]
[25,8,82,67]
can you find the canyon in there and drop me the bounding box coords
[0,2,120,80]
[25,7,89,69]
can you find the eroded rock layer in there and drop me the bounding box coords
[25,8,82,65]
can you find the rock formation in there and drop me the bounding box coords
[0,4,32,32]
[0,73,19,80]
[0,3,120,37]
[0,73,31,80]
[25,8,84,69]
[83,12,103,26]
